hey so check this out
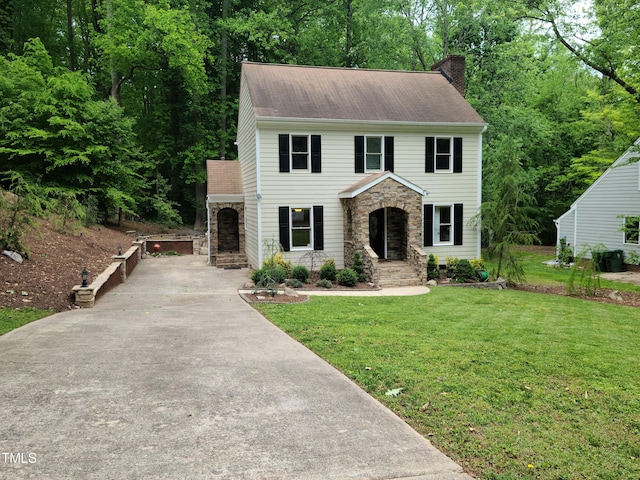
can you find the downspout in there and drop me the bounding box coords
[206,196,211,265]
[256,129,263,266]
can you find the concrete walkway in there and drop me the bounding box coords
[0,255,471,480]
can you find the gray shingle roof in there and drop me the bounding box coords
[242,62,485,125]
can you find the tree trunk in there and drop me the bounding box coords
[66,0,77,70]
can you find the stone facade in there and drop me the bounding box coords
[208,202,246,266]
[341,177,425,283]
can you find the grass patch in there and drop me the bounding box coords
[0,307,53,335]
[256,288,640,479]
[486,247,640,293]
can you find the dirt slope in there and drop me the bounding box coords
[1,220,136,312]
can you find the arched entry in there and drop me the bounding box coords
[217,208,239,252]
[369,207,407,260]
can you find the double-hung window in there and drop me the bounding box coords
[624,216,640,245]
[291,208,312,249]
[423,203,463,247]
[436,206,452,243]
[279,134,321,173]
[426,136,463,173]
[291,135,309,171]
[365,136,383,172]
[278,205,324,251]
[436,138,452,171]
[354,136,394,173]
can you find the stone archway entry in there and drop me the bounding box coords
[217,208,240,252]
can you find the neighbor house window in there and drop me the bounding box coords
[291,207,312,248]
[366,136,383,171]
[279,134,321,173]
[624,216,640,244]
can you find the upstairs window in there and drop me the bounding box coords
[279,134,321,173]
[366,136,383,171]
[624,216,640,244]
[355,136,394,173]
[291,135,309,170]
[426,137,463,173]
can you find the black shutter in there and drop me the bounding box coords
[279,134,290,173]
[453,137,463,173]
[454,203,463,245]
[424,204,434,247]
[425,137,435,173]
[313,205,324,250]
[355,136,365,173]
[384,136,394,172]
[279,206,290,251]
[311,135,321,173]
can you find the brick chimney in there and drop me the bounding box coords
[431,55,465,96]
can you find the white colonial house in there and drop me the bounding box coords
[555,137,640,264]
[207,56,487,286]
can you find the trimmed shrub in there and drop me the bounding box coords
[337,268,358,287]
[286,278,303,288]
[316,279,332,288]
[352,251,366,282]
[291,265,310,283]
[427,254,439,281]
[453,259,476,283]
[319,258,337,281]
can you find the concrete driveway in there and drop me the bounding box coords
[0,255,471,480]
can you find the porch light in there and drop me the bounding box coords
[81,268,89,288]
[294,208,303,212]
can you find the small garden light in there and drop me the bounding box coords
[117,244,122,256]
[81,268,89,288]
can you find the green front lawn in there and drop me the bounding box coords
[0,307,53,335]
[257,285,640,479]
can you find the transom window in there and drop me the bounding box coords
[366,136,383,171]
[291,207,312,249]
[435,206,452,244]
[436,138,452,171]
[291,135,309,170]
[624,216,640,245]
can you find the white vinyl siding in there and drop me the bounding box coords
[255,122,483,266]
[556,146,640,261]
[237,76,260,268]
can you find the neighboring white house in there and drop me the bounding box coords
[207,57,487,285]
[555,137,640,263]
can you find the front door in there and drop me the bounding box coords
[369,209,386,259]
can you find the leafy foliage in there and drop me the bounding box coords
[427,253,439,281]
